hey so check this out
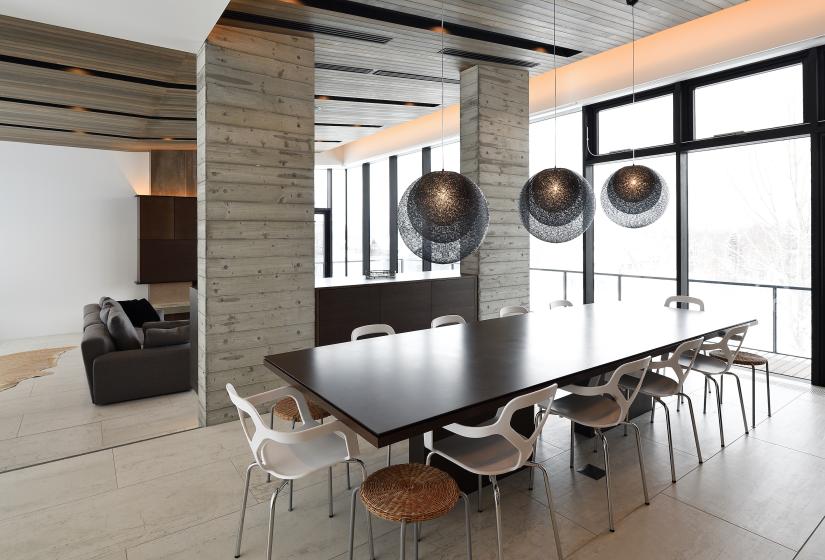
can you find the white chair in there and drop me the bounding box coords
[227,383,373,560]
[547,356,652,532]
[351,324,396,466]
[619,337,704,482]
[664,295,705,311]
[499,305,528,318]
[424,385,563,560]
[549,299,573,309]
[680,324,750,447]
[431,314,466,328]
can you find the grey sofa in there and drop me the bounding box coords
[81,299,191,405]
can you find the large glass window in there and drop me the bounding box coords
[346,165,363,276]
[688,138,811,356]
[369,159,390,272]
[529,112,585,308]
[694,64,803,140]
[397,150,423,273]
[314,169,328,208]
[593,154,677,303]
[331,169,346,277]
[597,95,673,154]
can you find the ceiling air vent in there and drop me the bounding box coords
[315,63,374,74]
[438,48,539,68]
[221,11,391,44]
[372,70,459,85]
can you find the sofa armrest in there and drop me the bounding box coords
[142,320,189,331]
[92,344,191,404]
[81,323,115,396]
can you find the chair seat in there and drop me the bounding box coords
[618,372,679,399]
[259,426,347,479]
[549,393,623,428]
[709,349,767,366]
[273,397,330,422]
[678,353,728,375]
[430,433,521,475]
[360,464,459,523]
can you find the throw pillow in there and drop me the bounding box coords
[117,299,160,327]
[107,309,142,351]
[143,324,190,348]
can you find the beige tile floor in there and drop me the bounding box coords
[1,366,824,559]
[0,334,200,472]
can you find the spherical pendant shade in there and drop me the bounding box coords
[519,167,595,243]
[398,170,489,264]
[601,164,669,228]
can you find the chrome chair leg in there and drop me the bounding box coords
[477,474,483,512]
[650,398,656,423]
[234,462,256,558]
[528,461,564,560]
[328,466,334,518]
[387,445,392,467]
[347,460,375,560]
[720,373,724,403]
[265,480,289,560]
[460,492,473,559]
[752,365,756,430]
[766,362,772,417]
[708,376,725,447]
[680,393,703,463]
[347,463,352,490]
[491,475,503,560]
[288,480,294,511]
[725,372,749,434]
[530,409,542,491]
[656,398,676,483]
[596,429,614,532]
[569,421,575,469]
[400,520,407,560]
[703,376,708,413]
[625,422,650,505]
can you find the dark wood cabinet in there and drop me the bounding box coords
[137,195,196,284]
[315,275,477,346]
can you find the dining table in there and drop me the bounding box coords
[264,301,756,491]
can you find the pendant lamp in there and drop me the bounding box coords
[519,0,594,243]
[601,0,669,229]
[398,1,489,264]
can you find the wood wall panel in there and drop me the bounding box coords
[198,26,316,426]
[460,65,529,321]
[151,151,197,196]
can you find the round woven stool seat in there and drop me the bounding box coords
[272,398,330,422]
[360,463,460,523]
[710,349,768,367]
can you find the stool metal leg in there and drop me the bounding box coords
[491,475,503,560]
[650,398,656,423]
[681,393,703,463]
[288,479,294,511]
[752,365,756,429]
[766,362,772,417]
[347,463,352,490]
[400,520,407,560]
[477,474,483,512]
[656,398,676,483]
[387,445,392,467]
[413,521,419,560]
[596,429,614,532]
[328,467,334,518]
[234,463,256,558]
[528,461,563,560]
[265,480,289,560]
[460,491,473,559]
[569,421,575,469]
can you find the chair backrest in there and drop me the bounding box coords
[431,314,466,328]
[568,356,652,420]
[702,323,749,369]
[549,299,573,309]
[650,336,704,392]
[351,323,395,341]
[427,384,558,472]
[499,305,528,318]
[664,295,705,311]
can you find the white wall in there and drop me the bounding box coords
[0,141,149,341]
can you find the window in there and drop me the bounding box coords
[346,166,363,276]
[369,159,391,272]
[314,168,328,208]
[397,150,423,273]
[597,95,673,154]
[593,154,677,303]
[529,112,585,308]
[688,138,811,356]
[331,169,346,277]
[694,64,803,139]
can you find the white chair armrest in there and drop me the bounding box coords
[562,383,607,397]
[258,419,360,458]
[246,386,298,407]
[441,421,498,440]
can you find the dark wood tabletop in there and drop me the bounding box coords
[264,302,756,448]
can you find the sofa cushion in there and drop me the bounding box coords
[99,298,123,324]
[143,324,189,348]
[117,299,160,327]
[107,309,142,351]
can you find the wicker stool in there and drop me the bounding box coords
[710,349,771,429]
[348,463,472,560]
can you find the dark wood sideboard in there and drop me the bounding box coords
[315,274,478,346]
[137,195,196,284]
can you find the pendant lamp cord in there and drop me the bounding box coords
[631,1,636,165]
[440,0,445,171]
[553,0,557,169]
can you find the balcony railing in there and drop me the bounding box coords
[530,267,811,359]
